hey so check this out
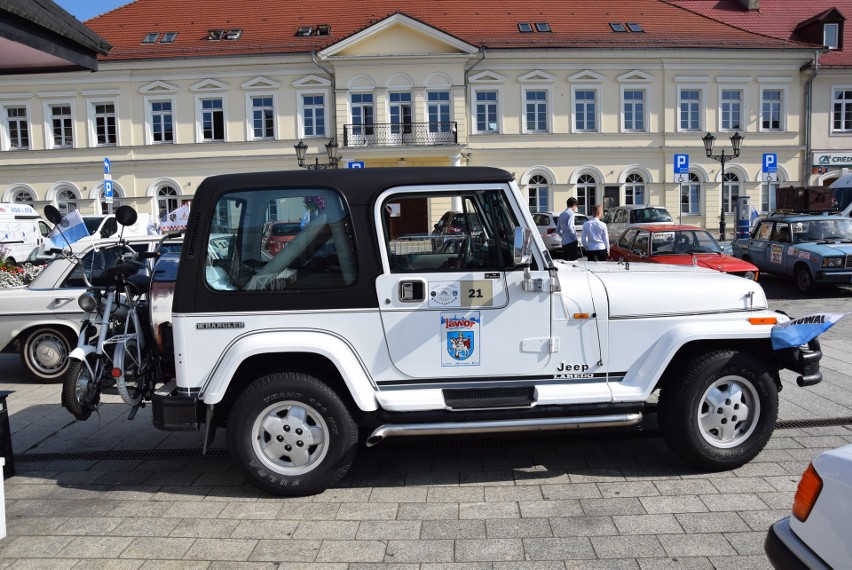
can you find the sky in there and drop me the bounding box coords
[56,0,130,22]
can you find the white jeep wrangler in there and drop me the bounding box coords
[152,166,821,496]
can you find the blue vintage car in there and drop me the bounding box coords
[731,214,852,293]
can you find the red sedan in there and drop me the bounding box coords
[610,224,759,280]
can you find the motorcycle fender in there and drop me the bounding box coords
[68,345,95,361]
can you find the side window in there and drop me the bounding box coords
[617,228,637,249]
[384,190,518,273]
[631,231,649,255]
[62,243,149,287]
[38,220,50,238]
[615,209,627,223]
[205,188,357,291]
[771,222,791,243]
[100,217,118,238]
[757,221,772,240]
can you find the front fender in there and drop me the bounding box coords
[199,329,378,411]
[68,345,95,361]
[609,316,777,402]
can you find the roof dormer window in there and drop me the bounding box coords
[296,26,313,37]
[825,23,839,49]
[535,22,551,33]
[518,23,533,33]
[142,32,159,44]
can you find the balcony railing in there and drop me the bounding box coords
[342,122,458,147]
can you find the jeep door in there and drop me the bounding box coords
[375,185,552,379]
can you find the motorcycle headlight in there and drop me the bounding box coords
[822,257,843,268]
[78,291,99,312]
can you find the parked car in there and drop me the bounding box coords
[263,220,302,255]
[765,444,852,569]
[0,235,181,382]
[432,210,484,236]
[611,224,759,280]
[533,211,588,256]
[731,213,852,293]
[602,205,673,245]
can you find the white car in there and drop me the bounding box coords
[532,211,587,256]
[0,235,181,382]
[765,444,852,569]
[602,205,673,245]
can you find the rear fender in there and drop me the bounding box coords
[199,330,378,411]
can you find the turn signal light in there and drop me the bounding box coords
[748,317,777,325]
[792,462,823,522]
[573,313,590,319]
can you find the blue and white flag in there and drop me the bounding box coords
[771,313,847,350]
[47,209,89,246]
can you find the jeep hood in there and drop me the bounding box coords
[558,262,767,318]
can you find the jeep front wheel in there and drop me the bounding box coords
[227,372,358,496]
[658,350,777,471]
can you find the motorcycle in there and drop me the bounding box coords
[43,205,172,421]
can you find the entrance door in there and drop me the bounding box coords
[603,186,620,211]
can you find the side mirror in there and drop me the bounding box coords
[115,205,138,227]
[513,227,533,266]
[44,205,63,225]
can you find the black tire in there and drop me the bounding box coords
[658,350,778,471]
[61,356,103,421]
[20,326,75,383]
[795,264,816,295]
[227,372,358,496]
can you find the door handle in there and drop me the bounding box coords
[398,280,425,302]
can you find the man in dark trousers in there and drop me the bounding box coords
[557,197,579,260]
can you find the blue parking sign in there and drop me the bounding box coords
[348,161,365,169]
[762,153,777,173]
[674,154,689,175]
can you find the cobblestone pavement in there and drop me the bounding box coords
[0,275,850,568]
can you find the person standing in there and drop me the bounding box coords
[557,197,579,260]
[582,204,609,261]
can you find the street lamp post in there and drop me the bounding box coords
[702,131,743,242]
[294,139,339,169]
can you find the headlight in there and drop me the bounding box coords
[822,257,843,268]
[743,271,758,281]
[78,291,99,312]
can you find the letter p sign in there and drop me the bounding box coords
[763,153,777,173]
[674,154,689,176]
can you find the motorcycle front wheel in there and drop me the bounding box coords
[61,356,103,421]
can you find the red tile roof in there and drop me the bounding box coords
[667,0,851,67]
[85,0,814,62]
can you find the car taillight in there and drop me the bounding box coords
[792,462,823,522]
[547,228,557,234]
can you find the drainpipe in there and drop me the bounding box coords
[803,49,820,185]
[311,52,338,148]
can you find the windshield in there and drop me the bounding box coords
[630,208,672,223]
[82,217,103,234]
[791,218,852,243]
[651,229,722,255]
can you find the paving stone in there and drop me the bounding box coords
[114,517,181,537]
[455,538,525,562]
[292,520,359,540]
[0,535,75,559]
[459,470,516,486]
[758,492,798,509]
[397,502,459,520]
[162,500,227,519]
[725,531,770,556]
[407,472,461,487]
[74,560,145,569]
[216,500,283,520]
[368,487,429,503]
[519,499,584,518]
[120,537,196,560]
[657,534,738,557]
[229,519,298,539]
[550,515,618,537]
[495,562,568,570]
[420,519,486,539]
[315,540,386,562]
[674,512,751,534]
[707,555,775,569]
[591,535,666,558]
[356,520,421,540]
[459,501,520,519]
[698,494,768,512]
[54,536,135,558]
[565,561,640,570]
[312,488,373,503]
[540,483,603,500]
[612,514,684,535]
[278,502,342,520]
[483,486,543,501]
[652,479,718,496]
[709,477,776,494]
[384,539,455,563]
[170,518,241,538]
[635,557,714,569]
[426,487,484,503]
[3,516,64,535]
[580,497,647,516]
[736,509,789,532]
[109,501,172,518]
[335,502,399,520]
[249,539,321,562]
[597,481,661,499]
[522,537,597,560]
[486,517,552,538]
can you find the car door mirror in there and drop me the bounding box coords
[513,227,533,267]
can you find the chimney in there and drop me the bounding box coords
[738,0,760,9]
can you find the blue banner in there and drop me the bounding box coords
[771,313,847,350]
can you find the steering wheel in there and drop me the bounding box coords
[456,236,471,269]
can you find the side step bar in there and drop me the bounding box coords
[365,412,643,447]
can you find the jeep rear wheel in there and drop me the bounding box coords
[227,372,358,496]
[658,350,777,471]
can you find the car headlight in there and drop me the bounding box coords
[743,271,758,281]
[822,257,844,268]
[78,291,100,312]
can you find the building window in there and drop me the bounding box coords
[825,23,839,49]
[524,90,548,133]
[679,89,701,131]
[761,89,783,131]
[721,89,742,131]
[623,89,645,132]
[50,104,73,148]
[13,188,35,204]
[5,106,29,150]
[832,89,852,132]
[574,89,597,132]
[681,173,701,215]
[576,174,597,215]
[625,173,645,205]
[302,94,325,137]
[527,174,549,213]
[722,172,740,214]
[57,189,78,215]
[251,96,275,140]
[151,100,174,143]
[389,92,413,135]
[761,181,778,213]
[201,98,225,141]
[158,186,179,221]
[93,103,117,145]
[427,91,451,133]
[475,90,499,133]
[351,93,374,136]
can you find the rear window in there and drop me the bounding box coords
[630,208,672,223]
[269,223,301,237]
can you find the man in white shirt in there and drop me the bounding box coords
[581,204,609,261]
[556,197,579,260]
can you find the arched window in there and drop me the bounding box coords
[576,174,597,215]
[99,185,123,215]
[57,189,77,215]
[157,186,179,221]
[722,172,740,214]
[527,174,549,213]
[681,173,701,215]
[12,188,34,204]
[625,173,645,206]
[760,181,778,213]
